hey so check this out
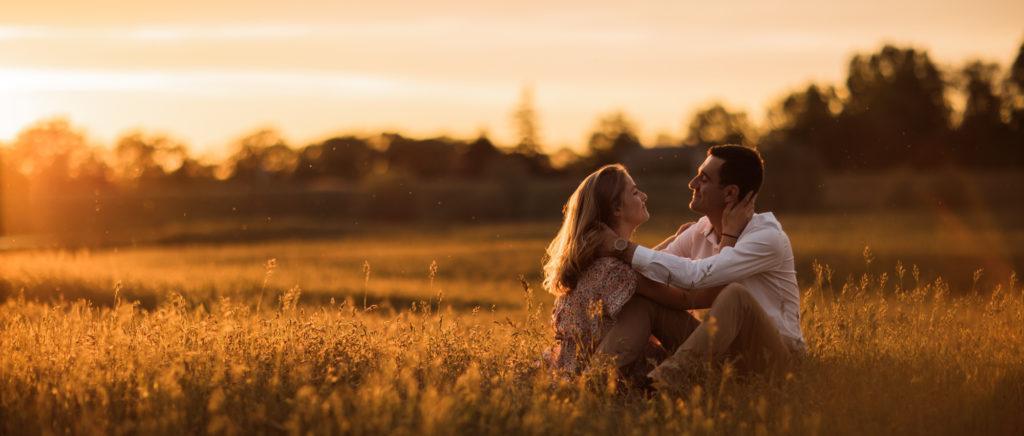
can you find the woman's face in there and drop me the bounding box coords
[618,174,649,228]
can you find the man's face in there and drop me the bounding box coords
[688,155,729,215]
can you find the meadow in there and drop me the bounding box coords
[1,211,1023,434]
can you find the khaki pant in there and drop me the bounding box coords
[597,295,700,371]
[599,283,792,384]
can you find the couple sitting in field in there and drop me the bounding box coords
[543,145,806,389]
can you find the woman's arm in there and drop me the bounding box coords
[635,277,726,310]
[634,276,690,309]
[681,285,727,310]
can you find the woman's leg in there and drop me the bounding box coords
[597,296,700,370]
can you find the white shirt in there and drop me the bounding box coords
[633,212,806,351]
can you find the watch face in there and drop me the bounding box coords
[614,238,628,251]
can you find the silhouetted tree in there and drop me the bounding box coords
[295,136,376,182]
[223,129,298,183]
[956,61,1013,166]
[684,103,756,147]
[505,150,554,177]
[549,147,582,171]
[383,134,459,179]
[9,118,97,189]
[458,134,501,178]
[113,132,188,185]
[840,45,951,168]
[1004,41,1024,161]
[511,86,542,155]
[587,111,642,165]
[167,158,216,183]
[71,152,112,187]
[762,85,841,166]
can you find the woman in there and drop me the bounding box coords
[542,164,751,378]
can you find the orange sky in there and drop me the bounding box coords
[1,0,1022,157]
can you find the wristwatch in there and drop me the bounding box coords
[613,238,629,252]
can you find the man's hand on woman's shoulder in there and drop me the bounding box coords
[594,223,621,258]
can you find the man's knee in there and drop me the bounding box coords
[624,295,659,311]
[714,283,752,307]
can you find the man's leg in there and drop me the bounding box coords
[651,283,791,383]
[597,296,700,371]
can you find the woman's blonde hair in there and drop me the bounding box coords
[542,164,631,296]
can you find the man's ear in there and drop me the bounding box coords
[724,185,739,203]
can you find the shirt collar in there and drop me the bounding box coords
[700,217,716,243]
[700,212,774,242]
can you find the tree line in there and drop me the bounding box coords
[2,40,1023,194]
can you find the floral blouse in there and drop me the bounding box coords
[546,257,639,375]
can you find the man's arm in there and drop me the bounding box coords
[628,228,783,289]
[635,276,725,310]
[634,224,739,310]
[601,192,764,289]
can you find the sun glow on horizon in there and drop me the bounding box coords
[1,1,1022,151]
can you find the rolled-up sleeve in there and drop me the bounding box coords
[631,227,783,289]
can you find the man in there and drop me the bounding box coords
[596,144,806,386]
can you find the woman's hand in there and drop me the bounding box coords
[722,191,756,238]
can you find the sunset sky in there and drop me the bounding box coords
[1,0,1022,157]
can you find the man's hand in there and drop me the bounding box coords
[594,223,640,263]
[722,191,756,237]
[594,223,621,258]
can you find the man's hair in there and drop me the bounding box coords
[708,144,764,198]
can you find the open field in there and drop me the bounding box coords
[1,275,1022,434]
[1,211,1023,434]
[2,210,1022,309]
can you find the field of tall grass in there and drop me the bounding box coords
[2,210,1022,306]
[1,213,1023,434]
